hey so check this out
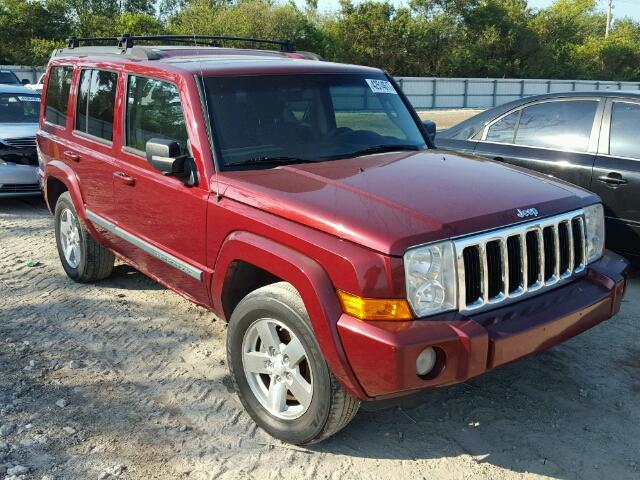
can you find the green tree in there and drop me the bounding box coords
[115,12,165,35]
[0,0,70,64]
[170,0,322,52]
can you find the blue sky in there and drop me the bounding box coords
[294,0,640,22]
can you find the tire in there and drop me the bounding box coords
[54,192,115,283]
[227,282,360,445]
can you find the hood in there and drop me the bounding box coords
[220,151,598,256]
[0,123,38,141]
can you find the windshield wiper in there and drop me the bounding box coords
[230,156,318,166]
[349,144,421,157]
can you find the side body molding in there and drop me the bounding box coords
[212,231,368,400]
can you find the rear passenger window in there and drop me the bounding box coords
[486,111,519,143]
[609,102,639,159]
[125,76,188,154]
[45,66,73,127]
[75,69,117,142]
[514,100,597,152]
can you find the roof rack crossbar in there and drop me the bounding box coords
[66,34,295,52]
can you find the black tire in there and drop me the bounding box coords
[54,192,115,282]
[227,282,360,445]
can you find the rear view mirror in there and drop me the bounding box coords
[146,138,197,186]
[422,119,436,141]
[21,78,30,85]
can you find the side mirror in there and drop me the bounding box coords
[21,78,30,85]
[146,138,197,185]
[422,119,436,141]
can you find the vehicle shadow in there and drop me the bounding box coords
[0,196,46,210]
[102,264,167,292]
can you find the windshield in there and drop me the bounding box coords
[0,94,40,123]
[203,74,427,168]
[0,71,20,85]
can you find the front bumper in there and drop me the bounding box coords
[0,163,40,197]
[337,250,629,400]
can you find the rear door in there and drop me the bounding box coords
[473,98,603,189]
[40,65,117,220]
[69,68,119,218]
[591,98,640,257]
[108,73,210,305]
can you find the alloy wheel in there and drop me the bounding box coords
[241,318,314,420]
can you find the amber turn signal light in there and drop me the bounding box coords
[337,290,413,321]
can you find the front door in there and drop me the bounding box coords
[473,98,603,189]
[108,73,210,304]
[591,98,640,258]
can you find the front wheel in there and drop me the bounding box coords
[227,282,359,444]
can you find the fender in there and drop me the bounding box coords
[45,160,83,214]
[212,231,369,400]
[45,160,99,238]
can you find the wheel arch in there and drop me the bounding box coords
[44,160,84,219]
[213,231,368,400]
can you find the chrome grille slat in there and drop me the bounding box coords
[562,220,574,279]
[479,243,489,304]
[574,217,586,273]
[454,209,588,313]
[536,227,545,290]
[553,224,561,283]
[500,238,509,298]
[520,233,528,294]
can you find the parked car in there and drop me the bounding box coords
[0,69,30,86]
[436,92,640,263]
[38,35,629,445]
[0,84,41,197]
[26,73,45,93]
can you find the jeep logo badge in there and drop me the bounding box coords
[516,208,539,218]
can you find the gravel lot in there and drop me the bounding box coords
[1,197,638,480]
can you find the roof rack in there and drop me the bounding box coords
[65,34,295,53]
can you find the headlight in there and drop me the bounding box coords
[404,240,457,317]
[584,203,605,264]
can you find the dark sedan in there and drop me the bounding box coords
[435,91,639,262]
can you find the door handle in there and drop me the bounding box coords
[63,151,80,163]
[597,174,628,186]
[113,171,136,186]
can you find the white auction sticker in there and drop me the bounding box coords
[365,79,397,94]
[18,96,40,102]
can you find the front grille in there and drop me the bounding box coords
[2,137,36,148]
[454,209,586,312]
[0,183,40,193]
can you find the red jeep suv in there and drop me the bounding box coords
[37,35,629,445]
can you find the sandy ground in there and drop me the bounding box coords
[1,197,639,480]
[417,109,484,130]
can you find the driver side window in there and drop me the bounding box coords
[125,75,189,155]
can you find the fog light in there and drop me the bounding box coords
[416,347,437,376]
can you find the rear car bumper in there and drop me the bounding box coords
[337,250,629,400]
[0,164,40,197]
